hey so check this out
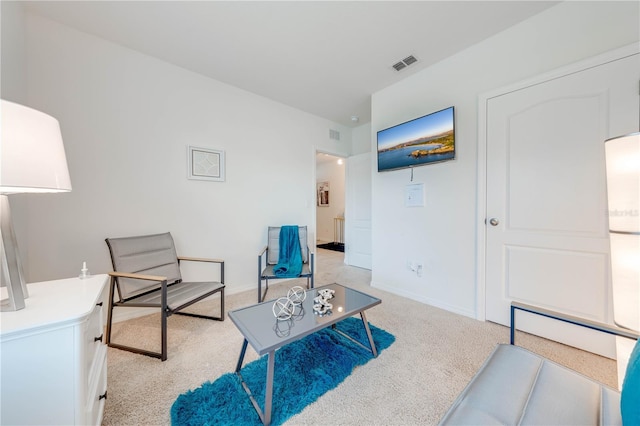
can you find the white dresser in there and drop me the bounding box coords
[0,275,108,425]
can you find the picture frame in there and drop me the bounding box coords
[187,145,225,182]
[317,181,330,206]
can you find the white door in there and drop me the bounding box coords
[345,152,372,269]
[485,51,639,358]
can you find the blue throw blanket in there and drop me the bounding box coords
[273,226,303,278]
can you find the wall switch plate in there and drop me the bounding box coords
[405,183,424,207]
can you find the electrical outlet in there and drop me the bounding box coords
[407,260,423,276]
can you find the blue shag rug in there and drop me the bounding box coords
[171,317,395,426]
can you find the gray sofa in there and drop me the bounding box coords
[439,302,640,425]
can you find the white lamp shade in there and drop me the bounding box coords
[605,132,640,330]
[605,132,640,233]
[1,100,72,193]
[605,132,640,390]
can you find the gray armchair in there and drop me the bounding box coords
[105,232,225,361]
[257,226,314,302]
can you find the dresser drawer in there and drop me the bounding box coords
[86,347,107,426]
[84,301,104,383]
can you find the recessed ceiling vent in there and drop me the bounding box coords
[329,129,341,141]
[392,61,406,72]
[392,54,418,72]
[403,55,418,66]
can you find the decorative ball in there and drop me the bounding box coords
[272,297,294,320]
[312,301,333,316]
[287,286,307,305]
[317,288,335,300]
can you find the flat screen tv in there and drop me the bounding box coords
[377,106,455,172]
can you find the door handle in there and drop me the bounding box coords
[488,218,499,226]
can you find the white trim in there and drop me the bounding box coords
[475,42,640,321]
[314,146,347,261]
[476,95,489,321]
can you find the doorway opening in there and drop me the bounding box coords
[315,152,346,254]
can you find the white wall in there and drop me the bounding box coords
[316,159,345,242]
[371,1,640,317]
[1,1,30,276]
[13,14,351,293]
[1,1,27,103]
[351,122,372,155]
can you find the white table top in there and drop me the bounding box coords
[0,274,108,340]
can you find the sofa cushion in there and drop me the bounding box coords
[621,338,640,425]
[439,344,621,425]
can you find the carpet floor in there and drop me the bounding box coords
[102,248,617,425]
[170,318,395,425]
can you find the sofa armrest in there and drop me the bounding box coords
[510,301,639,345]
[438,343,624,425]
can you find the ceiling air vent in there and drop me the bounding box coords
[392,61,407,72]
[391,54,419,72]
[329,129,341,141]
[403,55,418,66]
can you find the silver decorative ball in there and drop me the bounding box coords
[272,297,295,320]
[287,286,307,305]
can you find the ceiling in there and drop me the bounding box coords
[24,1,558,127]
[317,152,343,165]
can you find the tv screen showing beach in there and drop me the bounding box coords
[377,106,455,172]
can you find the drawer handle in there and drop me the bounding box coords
[96,302,103,307]
[94,334,103,343]
[99,391,107,401]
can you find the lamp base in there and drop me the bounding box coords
[1,194,28,311]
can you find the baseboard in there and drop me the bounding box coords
[370,280,476,319]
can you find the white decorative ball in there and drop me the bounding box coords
[272,297,295,320]
[287,286,307,305]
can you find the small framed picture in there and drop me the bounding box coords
[317,181,330,206]
[187,146,225,182]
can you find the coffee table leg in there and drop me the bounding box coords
[360,311,378,358]
[265,350,275,426]
[235,339,249,372]
[235,341,274,426]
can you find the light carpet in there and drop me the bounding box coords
[102,249,617,425]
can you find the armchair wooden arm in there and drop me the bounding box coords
[178,256,225,264]
[108,271,167,282]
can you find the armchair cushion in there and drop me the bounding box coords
[106,232,182,300]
